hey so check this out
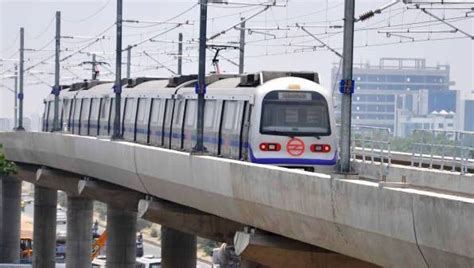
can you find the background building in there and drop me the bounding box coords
[332,57,457,137]
[456,89,474,132]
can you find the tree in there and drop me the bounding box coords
[0,144,16,176]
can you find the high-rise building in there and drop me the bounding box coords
[456,89,474,132]
[332,58,456,137]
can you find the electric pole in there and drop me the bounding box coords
[239,18,245,74]
[14,65,18,129]
[17,27,25,131]
[126,45,131,79]
[195,0,208,152]
[52,11,61,131]
[339,0,356,173]
[112,0,123,139]
[178,33,183,75]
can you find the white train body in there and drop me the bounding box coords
[43,71,337,170]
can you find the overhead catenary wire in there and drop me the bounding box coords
[208,5,274,40]
[2,0,473,85]
[142,51,177,75]
[298,25,342,57]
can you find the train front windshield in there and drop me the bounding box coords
[260,91,330,136]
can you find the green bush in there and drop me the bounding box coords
[199,238,219,256]
[0,144,16,176]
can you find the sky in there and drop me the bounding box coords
[0,0,473,120]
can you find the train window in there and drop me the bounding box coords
[185,100,196,127]
[174,100,184,124]
[223,101,237,130]
[100,98,109,120]
[91,98,100,120]
[125,98,136,121]
[81,98,91,121]
[137,98,147,122]
[48,101,54,121]
[260,91,330,136]
[165,99,173,125]
[110,98,116,123]
[150,99,160,124]
[63,99,70,124]
[204,100,216,128]
[74,99,81,119]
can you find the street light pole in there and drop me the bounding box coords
[195,0,208,152]
[17,27,25,131]
[52,11,61,131]
[339,0,356,173]
[112,0,123,139]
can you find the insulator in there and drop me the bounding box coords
[358,11,375,22]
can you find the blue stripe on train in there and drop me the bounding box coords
[248,148,337,166]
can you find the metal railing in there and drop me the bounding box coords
[350,125,392,167]
[336,125,473,174]
[336,124,392,169]
[409,129,474,175]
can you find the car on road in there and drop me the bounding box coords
[92,255,161,268]
[136,255,161,268]
[92,255,107,267]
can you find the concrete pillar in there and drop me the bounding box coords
[66,196,93,268]
[0,177,22,263]
[32,186,57,268]
[161,226,196,268]
[106,206,137,268]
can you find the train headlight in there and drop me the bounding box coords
[310,144,331,153]
[259,143,281,152]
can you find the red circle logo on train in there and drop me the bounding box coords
[286,138,305,156]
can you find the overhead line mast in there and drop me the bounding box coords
[339,0,356,173]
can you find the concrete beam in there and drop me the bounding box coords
[66,196,93,268]
[106,206,137,267]
[13,164,82,196]
[32,185,57,268]
[234,231,378,268]
[3,132,474,267]
[138,199,244,243]
[13,163,38,185]
[0,176,22,263]
[161,227,196,268]
[78,179,144,212]
[35,167,82,195]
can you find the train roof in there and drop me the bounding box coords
[45,71,321,101]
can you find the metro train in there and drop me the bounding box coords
[42,71,337,170]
